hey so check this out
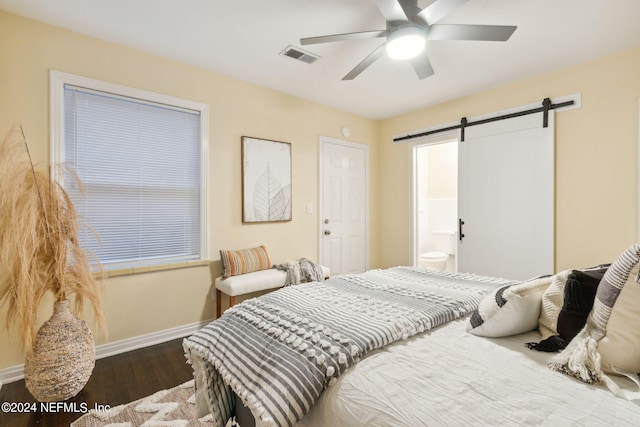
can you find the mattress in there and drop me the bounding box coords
[297,319,640,426]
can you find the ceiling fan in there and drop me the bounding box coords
[300,0,517,80]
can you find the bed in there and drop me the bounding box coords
[183,261,640,427]
[298,319,640,426]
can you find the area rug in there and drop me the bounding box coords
[71,380,214,427]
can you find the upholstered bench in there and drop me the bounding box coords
[215,265,330,317]
[214,244,330,318]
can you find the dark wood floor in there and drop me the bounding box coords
[0,337,193,427]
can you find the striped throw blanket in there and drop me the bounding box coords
[272,258,325,287]
[183,267,514,427]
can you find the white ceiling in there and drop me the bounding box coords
[1,0,639,120]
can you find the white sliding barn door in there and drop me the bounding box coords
[457,112,554,280]
[319,137,368,275]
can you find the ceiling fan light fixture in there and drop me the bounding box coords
[385,26,426,60]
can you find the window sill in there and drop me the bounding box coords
[101,260,210,278]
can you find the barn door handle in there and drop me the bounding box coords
[459,219,465,241]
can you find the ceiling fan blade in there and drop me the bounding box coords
[342,43,387,81]
[373,0,409,23]
[397,0,423,19]
[411,54,435,80]
[418,0,469,25]
[427,24,517,42]
[301,30,387,46]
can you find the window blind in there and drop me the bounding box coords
[63,84,202,270]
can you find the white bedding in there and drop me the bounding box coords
[297,319,640,426]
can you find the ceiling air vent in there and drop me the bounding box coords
[280,45,320,64]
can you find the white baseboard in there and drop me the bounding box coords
[0,365,25,390]
[0,318,213,388]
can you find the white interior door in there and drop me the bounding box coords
[319,137,368,275]
[458,112,554,280]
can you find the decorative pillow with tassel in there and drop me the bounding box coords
[556,268,607,344]
[597,263,640,374]
[549,243,640,396]
[526,265,608,352]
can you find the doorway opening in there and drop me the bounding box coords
[412,139,458,272]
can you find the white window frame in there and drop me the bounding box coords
[49,70,209,271]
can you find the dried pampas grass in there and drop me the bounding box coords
[0,125,105,354]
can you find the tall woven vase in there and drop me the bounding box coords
[24,299,95,402]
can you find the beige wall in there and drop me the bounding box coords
[1,9,639,372]
[0,12,380,370]
[426,142,457,199]
[378,45,640,271]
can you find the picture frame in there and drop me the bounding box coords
[241,136,292,223]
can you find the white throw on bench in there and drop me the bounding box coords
[215,265,330,317]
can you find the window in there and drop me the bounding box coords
[50,71,208,271]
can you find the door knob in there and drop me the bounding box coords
[324,230,331,235]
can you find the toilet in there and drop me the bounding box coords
[419,230,457,272]
[419,252,449,271]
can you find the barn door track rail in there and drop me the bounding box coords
[393,97,575,143]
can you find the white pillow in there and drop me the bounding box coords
[467,275,553,337]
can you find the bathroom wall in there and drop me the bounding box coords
[416,141,458,260]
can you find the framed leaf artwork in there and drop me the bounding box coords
[241,136,292,223]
